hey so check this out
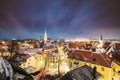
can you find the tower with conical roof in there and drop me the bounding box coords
[44,27,47,44]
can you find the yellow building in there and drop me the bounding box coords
[0,51,11,57]
[43,46,69,75]
[68,50,120,80]
[112,62,120,80]
[112,53,120,80]
[20,53,46,73]
[20,46,70,75]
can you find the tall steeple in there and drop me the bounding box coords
[98,34,103,48]
[44,27,48,44]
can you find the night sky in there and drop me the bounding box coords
[0,0,120,40]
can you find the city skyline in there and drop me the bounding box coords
[0,0,120,39]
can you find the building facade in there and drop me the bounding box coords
[68,50,120,80]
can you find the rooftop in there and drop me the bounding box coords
[68,50,112,68]
[112,52,120,66]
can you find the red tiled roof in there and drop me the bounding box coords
[112,52,120,66]
[103,42,111,46]
[69,42,85,49]
[68,50,112,68]
[43,47,58,52]
[63,46,69,52]
[18,48,43,54]
[85,44,92,48]
[103,42,111,49]
[115,43,120,51]
[13,53,31,61]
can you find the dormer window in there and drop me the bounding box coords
[74,61,79,64]
[92,58,96,62]
[75,54,79,59]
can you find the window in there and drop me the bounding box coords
[74,61,79,64]
[93,66,97,79]
[118,70,120,74]
[101,67,104,71]
[89,64,91,67]
[92,58,96,62]
[74,61,79,69]
[93,66,97,71]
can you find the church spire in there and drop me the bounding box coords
[44,27,47,44]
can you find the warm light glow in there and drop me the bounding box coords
[66,38,90,42]
[97,40,103,48]
[2,41,5,44]
[39,61,44,66]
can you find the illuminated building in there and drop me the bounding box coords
[68,49,120,80]
[20,53,45,73]
[20,46,70,75]
[0,50,11,58]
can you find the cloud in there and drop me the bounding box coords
[0,0,120,39]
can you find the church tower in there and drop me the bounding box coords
[44,28,48,44]
[100,34,103,41]
[99,34,103,47]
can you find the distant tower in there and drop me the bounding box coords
[44,27,48,44]
[100,34,103,41]
[40,35,42,41]
[98,34,104,48]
